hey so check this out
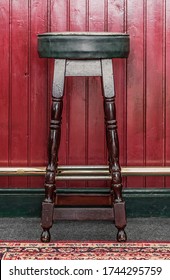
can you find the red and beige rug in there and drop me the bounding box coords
[0,242,170,260]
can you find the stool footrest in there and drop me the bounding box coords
[53,207,113,220]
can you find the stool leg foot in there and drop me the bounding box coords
[113,189,127,242]
[41,229,51,243]
[117,229,127,242]
[114,200,127,242]
[40,201,54,242]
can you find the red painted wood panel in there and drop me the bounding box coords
[0,0,10,188]
[0,0,170,189]
[145,0,164,188]
[9,0,28,188]
[29,0,48,188]
[165,0,170,188]
[126,0,145,188]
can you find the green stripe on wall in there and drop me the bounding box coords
[0,188,170,218]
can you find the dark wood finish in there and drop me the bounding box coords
[53,207,113,221]
[103,96,122,201]
[55,194,111,206]
[41,202,54,242]
[44,60,66,202]
[44,96,63,202]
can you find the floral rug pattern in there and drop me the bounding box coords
[0,242,169,260]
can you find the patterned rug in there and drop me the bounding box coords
[0,242,170,260]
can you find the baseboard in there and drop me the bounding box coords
[0,188,170,218]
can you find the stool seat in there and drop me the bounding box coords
[38,32,129,59]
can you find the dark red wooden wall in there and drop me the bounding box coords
[0,0,170,189]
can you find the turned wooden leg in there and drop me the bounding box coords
[41,59,66,242]
[101,59,127,242]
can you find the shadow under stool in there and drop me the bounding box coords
[37,32,130,242]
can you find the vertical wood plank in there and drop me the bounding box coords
[9,0,29,188]
[29,0,48,188]
[146,0,164,188]
[70,0,86,30]
[50,0,68,31]
[88,76,105,166]
[68,77,86,165]
[88,0,105,31]
[165,0,170,188]
[126,0,145,188]
[0,0,10,188]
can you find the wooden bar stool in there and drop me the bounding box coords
[37,32,130,242]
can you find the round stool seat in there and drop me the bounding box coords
[38,32,129,59]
